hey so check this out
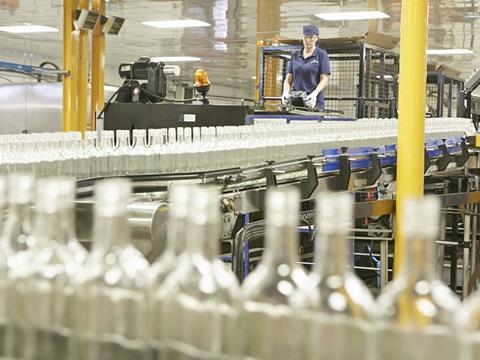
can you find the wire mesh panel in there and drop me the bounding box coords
[259,44,400,118]
[261,53,286,111]
[323,51,360,118]
[426,80,439,117]
[259,43,463,119]
[362,48,399,118]
[426,73,464,117]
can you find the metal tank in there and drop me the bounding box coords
[0,82,117,134]
[75,200,169,262]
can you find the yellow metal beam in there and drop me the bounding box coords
[91,0,105,131]
[62,0,76,131]
[71,28,79,132]
[395,1,430,276]
[76,0,89,134]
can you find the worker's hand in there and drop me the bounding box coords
[281,91,290,105]
[306,92,317,109]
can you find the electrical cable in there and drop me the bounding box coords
[95,83,131,121]
[299,218,314,242]
[39,61,60,70]
[0,74,13,84]
[95,80,204,123]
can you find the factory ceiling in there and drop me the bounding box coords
[0,0,479,99]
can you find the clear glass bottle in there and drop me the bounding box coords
[1,174,35,252]
[6,178,87,360]
[310,192,374,360]
[240,188,317,360]
[3,174,36,360]
[375,197,460,360]
[72,178,150,360]
[147,184,190,358]
[0,176,8,358]
[159,186,240,359]
[0,177,7,232]
[457,293,480,360]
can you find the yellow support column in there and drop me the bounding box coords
[76,0,89,134]
[71,27,79,131]
[395,1,430,275]
[91,0,105,131]
[63,0,76,131]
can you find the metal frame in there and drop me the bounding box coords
[258,43,399,119]
[426,71,464,117]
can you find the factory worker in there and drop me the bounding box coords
[282,24,331,110]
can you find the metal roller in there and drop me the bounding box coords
[75,200,169,262]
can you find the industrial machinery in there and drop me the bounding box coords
[461,68,480,128]
[32,117,475,297]
[116,56,180,104]
[104,59,248,130]
[2,116,479,297]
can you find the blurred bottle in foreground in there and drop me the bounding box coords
[311,192,374,360]
[72,178,150,360]
[159,186,239,359]
[0,176,8,358]
[375,197,460,360]
[3,174,36,359]
[7,178,86,360]
[147,185,190,359]
[240,188,317,360]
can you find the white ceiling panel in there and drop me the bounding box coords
[0,0,478,99]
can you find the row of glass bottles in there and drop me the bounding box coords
[0,117,474,179]
[1,174,480,359]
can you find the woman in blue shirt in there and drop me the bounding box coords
[282,24,331,110]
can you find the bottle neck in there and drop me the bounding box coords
[263,223,299,267]
[32,207,76,249]
[166,216,187,257]
[401,235,436,283]
[92,214,130,253]
[2,203,33,251]
[314,232,349,278]
[187,221,218,261]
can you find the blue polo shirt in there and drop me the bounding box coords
[287,46,331,109]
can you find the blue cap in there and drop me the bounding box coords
[303,24,319,36]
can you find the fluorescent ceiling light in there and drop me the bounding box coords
[0,24,58,33]
[142,19,210,29]
[427,49,474,55]
[315,11,390,21]
[465,14,480,19]
[150,56,201,62]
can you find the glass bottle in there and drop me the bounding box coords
[0,177,6,233]
[457,292,480,360]
[310,192,374,360]
[1,174,35,252]
[0,177,8,358]
[147,184,190,358]
[375,197,460,360]
[6,178,87,360]
[3,174,36,360]
[240,188,317,360]
[72,178,150,360]
[159,186,240,360]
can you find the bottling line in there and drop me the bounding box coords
[0,117,477,292]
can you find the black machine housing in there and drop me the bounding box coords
[117,57,167,103]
